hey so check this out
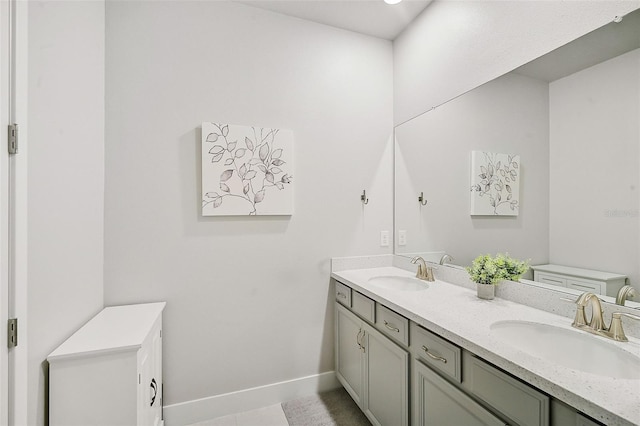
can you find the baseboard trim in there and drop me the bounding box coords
[163,371,340,426]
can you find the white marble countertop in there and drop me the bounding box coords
[331,266,640,426]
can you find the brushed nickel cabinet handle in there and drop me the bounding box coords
[384,320,400,333]
[357,329,366,353]
[337,292,347,299]
[422,345,447,364]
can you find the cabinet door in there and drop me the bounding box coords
[335,303,365,407]
[364,323,409,426]
[138,320,163,426]
[150,322,163,426]
[138,341,154,426]
[413,360,506,426]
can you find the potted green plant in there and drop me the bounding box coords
[466,253,529,300]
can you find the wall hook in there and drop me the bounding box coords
[361,190,369,205]
[418,192,427,206]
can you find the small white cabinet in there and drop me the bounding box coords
[335,302,409,426]
[531,264,626,296]
[48,302,166,426]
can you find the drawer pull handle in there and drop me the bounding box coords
[422,346,447,364]
[384,321,400,333]
[337,292,347,299]
[356,329,366,353]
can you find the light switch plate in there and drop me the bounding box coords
[380,231,389,247]
[398,230,407,246]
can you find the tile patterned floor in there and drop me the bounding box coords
[187,404,289,426]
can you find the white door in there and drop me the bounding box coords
[0,0,11,422]
[1,0,28,424]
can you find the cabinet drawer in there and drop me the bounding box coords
[352,291,375,323]
[566,279,604,295]
[411,323,461,383]
[576,413,602,426]
[468,356,549,426]
[535,272,566,287]
[335,281,352,307]
[375,304,409,346]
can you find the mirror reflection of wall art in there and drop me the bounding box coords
[470,151,520,216]
[201,122,294,216]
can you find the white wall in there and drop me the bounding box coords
[549,49,640,290]
[27,1,105,424]
[394,0,640,126]
[104,0,393,413]
[395,72,550,266]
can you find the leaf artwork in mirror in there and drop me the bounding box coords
[394,9,640,307]
[202,122,294,216]
[470,151,520,216]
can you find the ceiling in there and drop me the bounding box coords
[513,9,640,82]
[235,0,433,40]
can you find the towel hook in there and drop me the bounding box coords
[361,190,369,205]
[418,192,427,206]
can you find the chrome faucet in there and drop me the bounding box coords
[411,256,435,282]
[571,291,640,342]
[615,284,637,306]
[439,254,454,265]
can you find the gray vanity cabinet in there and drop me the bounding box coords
[333,279,607,426]
[462,352,550,426]
[335,301,409,426]
[335,300,366,407]
[365,322,409,426]
[413,359,506,426]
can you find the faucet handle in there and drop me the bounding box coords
[608,312,640,342]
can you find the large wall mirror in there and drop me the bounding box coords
[394,9,640,308]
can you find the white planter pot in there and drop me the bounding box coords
[477,283,495,300]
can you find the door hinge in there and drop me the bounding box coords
[8,123,18,154]
[8,318,17,348]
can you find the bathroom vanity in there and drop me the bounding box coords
[332,264,640,426]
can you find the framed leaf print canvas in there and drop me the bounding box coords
[470,151,520,216]
[202,122,294,216]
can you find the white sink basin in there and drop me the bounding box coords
[367,275,429,291]
[490,320,640,379]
